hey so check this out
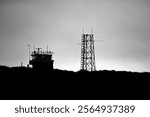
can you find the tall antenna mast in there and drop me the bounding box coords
[80,30,96,71]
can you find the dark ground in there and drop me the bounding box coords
[0,66,150,100]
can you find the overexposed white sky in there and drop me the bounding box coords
[0,0,150,72]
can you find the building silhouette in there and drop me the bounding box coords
[29,48,54,70]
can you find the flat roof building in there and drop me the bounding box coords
[29,48,54,70]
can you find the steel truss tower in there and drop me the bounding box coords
[80,33,96,71]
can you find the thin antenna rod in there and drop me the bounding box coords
[28,44,30,62]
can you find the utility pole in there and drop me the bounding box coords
[28,44,31,63]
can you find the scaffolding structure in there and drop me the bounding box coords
[80,33,96,71]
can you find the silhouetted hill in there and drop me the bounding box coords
[0,66,150,99]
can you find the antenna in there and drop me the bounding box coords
[80,32,96,71]
[28,44,31,62]
[79,29,104,71]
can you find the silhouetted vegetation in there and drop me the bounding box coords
[0,66,150,100]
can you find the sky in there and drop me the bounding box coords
[0,0,150,72]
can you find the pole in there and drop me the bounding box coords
[28,44,30,62]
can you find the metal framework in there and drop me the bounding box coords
[80,33,96,71]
